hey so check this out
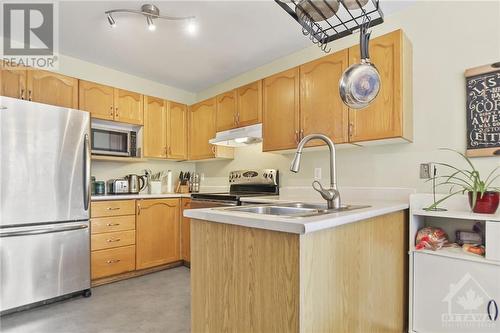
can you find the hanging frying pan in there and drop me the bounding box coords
[339,22,380,109]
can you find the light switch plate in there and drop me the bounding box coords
[420,163,432,179]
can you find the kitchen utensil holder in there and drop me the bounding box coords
[175,183,190,194]
[149,181,162,194]
[275,0,383,53]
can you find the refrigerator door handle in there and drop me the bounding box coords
[83,133,91,211]
[0,224,88,238]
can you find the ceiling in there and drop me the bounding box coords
[59,1,413,93]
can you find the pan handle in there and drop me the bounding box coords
[360,24,371,60]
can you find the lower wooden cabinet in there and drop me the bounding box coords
[181,198,191,262]
[91,245,136,280]
[136,199,181,270]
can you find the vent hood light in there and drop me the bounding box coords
[209,124,262,147]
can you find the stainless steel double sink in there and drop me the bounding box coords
[219,202,370,218]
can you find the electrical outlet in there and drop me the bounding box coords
[314,168,322,180]
[420,163,432,179]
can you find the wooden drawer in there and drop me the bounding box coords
[91,230,135,251]
[91,245,135,279]
[91,200,135,218]
[91,216,135,234]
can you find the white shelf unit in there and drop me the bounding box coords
[409,194,500,333]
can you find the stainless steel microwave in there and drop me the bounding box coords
[91,127,137,157]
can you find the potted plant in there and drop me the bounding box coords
[426,149,500,214]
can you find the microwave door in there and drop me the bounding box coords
[91,128,129,156]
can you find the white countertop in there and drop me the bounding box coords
[91,193,190,201]
[184,199,408,234]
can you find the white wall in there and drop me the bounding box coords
[196,1,500,192]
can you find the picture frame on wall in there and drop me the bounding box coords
[464,62,500,157]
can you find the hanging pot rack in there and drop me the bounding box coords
[275,0,384,53]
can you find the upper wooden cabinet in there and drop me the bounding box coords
[25,70,79,108]
[144,96,167,158]
[347,29,413,143]
[114,89,143,125]
[216,90,237,132]
[0,67,27,99]
[189,98,217,160]
[236,80,262,127]
[167,101,188,160]
[136,199,180,270]
[262,67,300,152]
[79,80,114,121]
[300,50,349,146]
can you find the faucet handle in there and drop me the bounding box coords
[312,181,338,201]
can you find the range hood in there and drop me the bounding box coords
[209,123,262,147]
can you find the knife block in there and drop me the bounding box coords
[175,182,190,194]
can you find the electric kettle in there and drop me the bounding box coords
[125,174,146,194]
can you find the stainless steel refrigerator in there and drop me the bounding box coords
[0,96,91,314]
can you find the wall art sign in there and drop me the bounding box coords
[465,63,500,157]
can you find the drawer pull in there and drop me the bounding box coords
[106,207,120,211]
[106,238,121,242]
[488,300,499,321]
[106,223,120,226]
[106,259,121,264]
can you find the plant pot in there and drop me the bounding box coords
[468,191,500,214]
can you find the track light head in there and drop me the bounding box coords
[146,16,156,31]
[107,13,116,27]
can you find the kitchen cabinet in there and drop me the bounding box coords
[113,89,143,125]
[144,96,167,158]
[26,70,79,108]
[300,50,349,146]
[262,67,300,151]
[136,199,181,270]
[90,200,137,280]
[167,101,188,160]
[181,198,191,263]
[188,98,217,160]
[347,29,413,143]
[236,80,262,127]
[216,90,237,132]
[0,66,27,99]
[79,80,115,121]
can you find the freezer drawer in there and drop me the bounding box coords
[0,221,90,312]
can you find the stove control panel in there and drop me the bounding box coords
[229,169,278,186]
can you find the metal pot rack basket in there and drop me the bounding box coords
[275,0,384,53]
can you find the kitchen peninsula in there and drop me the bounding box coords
[185,197,409,332]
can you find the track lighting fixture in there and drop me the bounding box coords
[105,4,195,33]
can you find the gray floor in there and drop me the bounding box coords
[0,267,190,333]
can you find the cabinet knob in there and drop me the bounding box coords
[20,89,25,100]
[110,106,113,116]
[212,145,216,154]
[115,107,118,117]
[28,90,32,101]
[106,223,120,226]
[106,238,121,242]
[294,131,299,144]
[299,129,304,140]
[106,259,121,264]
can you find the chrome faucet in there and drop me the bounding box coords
[290,133,341,209]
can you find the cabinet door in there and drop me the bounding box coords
[181,198,191,262]
[136,199,180,269]
[348,30,403,142]
[27,70,78,108]
[0,68,27,99]
[167,101,188,160]
[236,80,262,127]
[143,96,166,158]
[79,80,114,120]
[114,89,143,125]
[216,90,237,132]
[300,51,349,146]
[413,253,500,332]
[262,67,300,151]
[188,98,216,160]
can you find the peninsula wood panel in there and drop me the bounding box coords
[1,67,27,99]
[348,29,412,143]
[216,90,237,131]
[26,70,78,108]
[191,219,300,333]
[188,98,216,160]
[236,80,262,127]
[262,67,300,151]
[136,199,181,269]
[79,80,114,121]
[180,198,191,262]
[167,101,188,160]
[299,210,408,333]
[113,89,143,125]
[300,50,349,145]
[144,96,167,158]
